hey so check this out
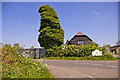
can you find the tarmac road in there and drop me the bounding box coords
[34,59,119,79]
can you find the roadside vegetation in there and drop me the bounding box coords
[40,43,119,60]
[0,43,2,79]
[2,44,54,78]
[42,55,119,61]
[46,43,110,57]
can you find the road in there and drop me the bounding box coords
[35,59,119,79]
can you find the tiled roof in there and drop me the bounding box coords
[75,32,85,36]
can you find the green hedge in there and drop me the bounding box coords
[46,43,108,57]
[2,44,54,78]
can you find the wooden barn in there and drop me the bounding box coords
[68,32,93,45]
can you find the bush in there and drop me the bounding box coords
[104,54,115,59]
[2,44,54,78]
[46,45,63,57]
[46,43,106,57]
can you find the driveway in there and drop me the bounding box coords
[34,59,119,79]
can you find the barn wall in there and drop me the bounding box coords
[69,36,92,45]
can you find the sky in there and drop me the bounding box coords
[0,2,2,44]
[1,0,120,2]
[2,2,118,48]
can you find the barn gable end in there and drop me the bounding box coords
[68,32,93,45]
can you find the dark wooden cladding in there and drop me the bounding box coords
[68,33,93,46]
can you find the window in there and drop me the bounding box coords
[78,41,84,44]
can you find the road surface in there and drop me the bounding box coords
[34,59,119,79]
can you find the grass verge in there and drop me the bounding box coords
[41,56,120,61]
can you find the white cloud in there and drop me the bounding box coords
[93,11,101,15]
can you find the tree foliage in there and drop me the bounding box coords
[116,40,120,46]
[31,46,34,49]
[66,40,69,45]
[13,43,24,50]
[38,5,64,49]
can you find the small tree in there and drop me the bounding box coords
[66,40,69,45]
[31,46,34,49]
[106,45,110,47]
[38,5,64,49]
[13,43,24,50]
[92,42,99,47]
[116,40,120,46]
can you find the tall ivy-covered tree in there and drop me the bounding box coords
[38,5,64,49]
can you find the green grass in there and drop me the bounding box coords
[41,56,120,61]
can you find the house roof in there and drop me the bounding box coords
[75,32,85,36]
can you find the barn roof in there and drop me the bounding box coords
[67,32,93,45]
[75,32,85,36]
[70,32,92,42]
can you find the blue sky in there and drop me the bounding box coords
[0,2,2,44]
[2,2,118,48]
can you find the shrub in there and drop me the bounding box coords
[2,44,54,78]
[46,45,63,57]
[46,43,104,57]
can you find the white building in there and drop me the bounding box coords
[92,49,102,56]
